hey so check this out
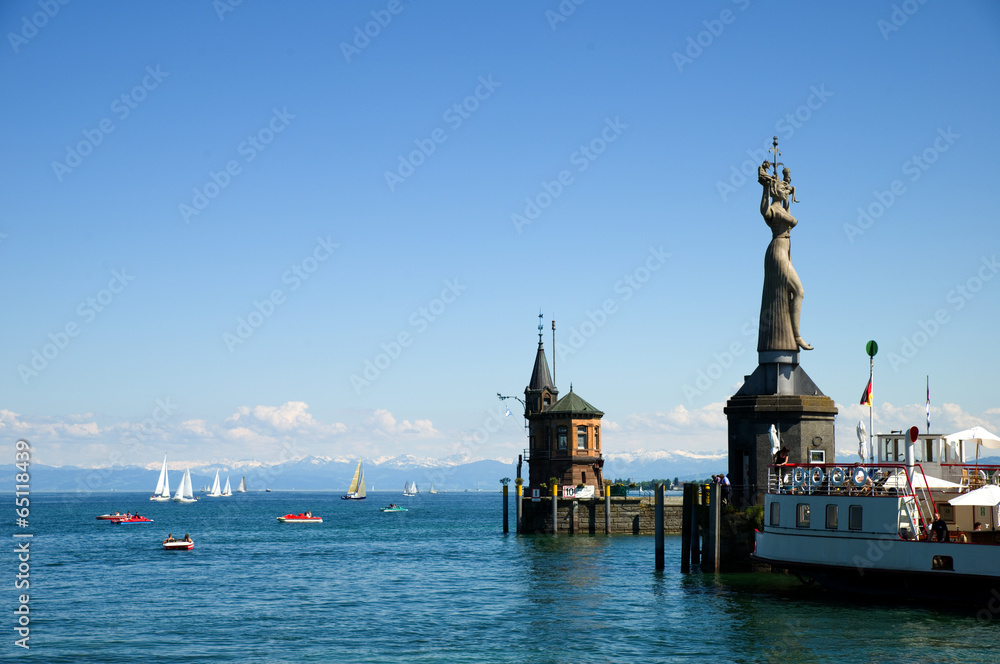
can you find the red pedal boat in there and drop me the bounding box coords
[110,516,153,524]
[277,512,322,523]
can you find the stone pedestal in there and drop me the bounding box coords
[724,353,837,505]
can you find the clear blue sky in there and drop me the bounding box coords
[2,1,998,468]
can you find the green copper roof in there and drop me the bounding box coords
[547,386,603,416]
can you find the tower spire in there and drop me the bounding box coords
[538,310,544,346]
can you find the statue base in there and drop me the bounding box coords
[724,361,837,506]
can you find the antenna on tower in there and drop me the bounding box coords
[551,318,556,388]
[537,310,543,346]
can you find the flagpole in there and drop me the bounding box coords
[869,354,874,465]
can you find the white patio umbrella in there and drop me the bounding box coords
[947,484,1000,506]
[856,421,868,463]
[884,471,960,490]
[769,424,780,457]
[946,426,1000,464]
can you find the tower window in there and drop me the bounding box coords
[577,426,587,450]
[557,426,567,449]
[595,427,600,450]
[544,396,551,406]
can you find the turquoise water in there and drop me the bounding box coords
[5,492,998,663]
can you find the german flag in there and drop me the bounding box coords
[860,378,872,406]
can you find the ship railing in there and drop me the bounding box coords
[939,463,1000,490]
[767,462,944,499]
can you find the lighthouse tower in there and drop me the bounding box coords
[523,316,605,494]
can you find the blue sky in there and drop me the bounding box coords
[2,1,998,469]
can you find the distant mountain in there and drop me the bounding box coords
[27,448,891,492]
[24,456,518,493]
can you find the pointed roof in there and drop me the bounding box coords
[547,385,603,416]
[527,342,556,392]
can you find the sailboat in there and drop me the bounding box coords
[172,468,196,503]
[429,483,438,494]
[342,461,367,500]
[149,455,171,501]
[403,481,418,496]
[207,470,223,497]
[222,476,232,497]
[235,476,247,493]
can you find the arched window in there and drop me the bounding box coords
[577,426,587,450]
[557,426,568,449]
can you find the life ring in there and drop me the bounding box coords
[978,470,988,482]
[810,467,825,486]
[791,467,807,487]
[993,473,1000,486]
[829,467,846,487]
[851,467,869,487]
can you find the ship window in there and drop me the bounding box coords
[769,502,780,527]
[848,505,863,531]
[932,556,953,571]
[557,426,567,449]
[577,426,587,450]
[796,503,810,528]
[825,504,839,529]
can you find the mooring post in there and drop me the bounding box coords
[516,484,523,534]
[690,483,701,565]
[704,482,721,571]
[503,484,509,534]
[681,483,693,572]
[604,485,611,535]
[655,483,665,570]
[551,484,558,535]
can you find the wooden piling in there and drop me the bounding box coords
[704,482,721,571]
[551,484,558,535]
[681,483,693,572]
[655,484,664,570]
[690,483,701,565]
[503,484,509,534]
[516,484,523,534]
[604,485,611,535]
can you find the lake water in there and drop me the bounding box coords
[6,492,998,663]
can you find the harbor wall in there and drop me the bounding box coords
[519,496,683,535]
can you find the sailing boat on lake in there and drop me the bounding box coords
[429,483,438,494]
[403,481,418,496]
[222,476,232,497]
[207,470,223,497]
[235,476,247,493]
[342,461,367,500]
[173,468,196,503]
[149,455,171,501]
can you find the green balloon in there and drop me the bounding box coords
[866,340,878,357]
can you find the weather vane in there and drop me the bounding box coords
[769,135,783,178]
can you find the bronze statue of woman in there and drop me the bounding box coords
[757,161,811,352]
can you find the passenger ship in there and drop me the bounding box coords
[753,428,1000,602]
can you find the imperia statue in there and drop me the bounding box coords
[757,137,811,353]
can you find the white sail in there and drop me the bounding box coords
[222,476,232,496]
[173,468,196,503]
[151,455,171,501]
[236,476,247,493]
[403,480,417,496]
[429,483,437,494]
[207,470,222,497]
[357,465,366,498]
